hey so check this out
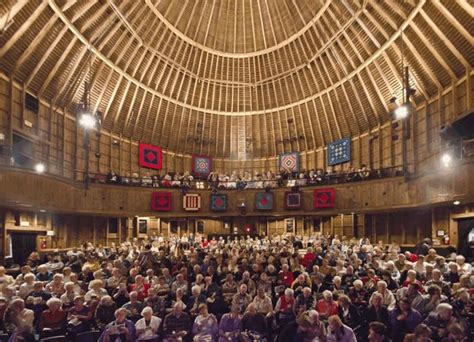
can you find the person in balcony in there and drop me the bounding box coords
[141,173,152,187]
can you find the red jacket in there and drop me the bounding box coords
[279,271,294,287]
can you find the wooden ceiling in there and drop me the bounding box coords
[0,0,472,158]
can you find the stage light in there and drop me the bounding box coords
[453,200,460,205]
[79,113,96,129]
[394,105,409,120]
[35,162,45,173]
[440,153,452,168]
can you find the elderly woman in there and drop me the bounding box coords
[85,279,108,301]
[38,297,67,337]
[192,303,218,341]
[98,307,136,342]
[129,275,150,302]
[18,273,36,299]
[348,279,368,307]
[135,307,161,341]
[95,295,118,330]
[231,284,252,314]
[45,273,65,297]
[369,280,396,310]
[61,281,79,309]
[315,290,338,321]
[327,314,357,342]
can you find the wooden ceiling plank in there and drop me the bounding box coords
[0,0,49,59]
[0,0,29,30]
[37,37,78,97]
[410,22,456,79]
[12,14,59,74]
[431,0,471,43]
[419,9,470,69]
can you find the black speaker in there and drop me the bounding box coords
[451,112,474,139]
[439,125,459,142]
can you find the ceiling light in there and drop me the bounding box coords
[453,200,460,205]
[35,162,45,173]
[394,105,409,120]
[79,113,96,129]
[40,209,46,213]
[440,153,452,168]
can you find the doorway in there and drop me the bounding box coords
[458,218,474,262]
[11,232,38,265]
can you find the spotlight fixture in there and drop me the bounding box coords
[440,153,452,168]
[453,200,461,205]
[394,105,409,120]
[79,113,96,129]
[35,162,45,173]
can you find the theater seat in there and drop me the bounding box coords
[75,330,101,342]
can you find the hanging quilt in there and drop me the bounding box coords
[279,152,300,172]
[192,155,212,178]
[313,188,335,209]
[139,143,163,170]
[327,138,351,166]
[210,194,228,212]
[183,193,201,211]
[255,192,274,211]
[285,191,303,210]
[151,192,172,212]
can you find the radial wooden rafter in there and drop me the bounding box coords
[0,0,472,159]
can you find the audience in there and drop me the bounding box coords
[0,233,471,341]
[97,164,401,191]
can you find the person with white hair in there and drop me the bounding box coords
[423,303,456,340]
[38,297,67,338]
[275,287,296,324]
[315,290,338,320]
[369,280,396,310]
[231,284,252,314]
[444,262,461,284]
[84,279,108,301]
[18,273,36,299]
[188,284,206,317]
[455,255,472,275]
[0,266,15,292]
[98,307,136,342]
[294,287,315,315]
[135,306,161,341]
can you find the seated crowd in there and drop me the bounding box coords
[97,164,391,191]
[0,234,472,341]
